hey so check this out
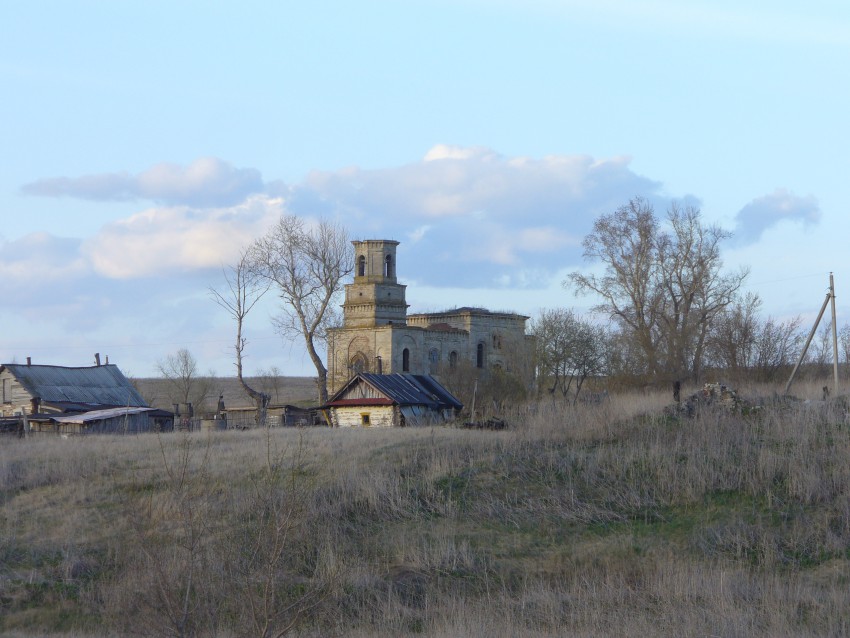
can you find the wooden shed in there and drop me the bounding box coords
[28,406,174,436]
[323,373,462,427]
[0,360,172,436]
[0,361,147,417]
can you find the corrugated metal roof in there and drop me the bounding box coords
[329,373,463,410]
[1,364,147,407]
[52,406,155,424]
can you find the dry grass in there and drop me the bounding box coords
[3,384,850,636]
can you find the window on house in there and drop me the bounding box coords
[476,342,484,368]
[449,351,458,369]
[402,348,410,372]
[357,255,366,277]
[361,413,370,426]
[385,255,393,278]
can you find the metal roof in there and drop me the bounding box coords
[52,406,155,424]
[1,363,147,408]
[328,373,463,411]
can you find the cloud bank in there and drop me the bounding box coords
[21,157,264,207]
[14,149,821,292]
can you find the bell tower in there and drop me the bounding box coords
[342,240,408,328]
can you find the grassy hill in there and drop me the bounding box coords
[2,384,850,636]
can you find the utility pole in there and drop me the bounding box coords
[830,272,839,396]
[784,273,840,396]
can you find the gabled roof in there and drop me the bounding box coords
[1,363,147,408]
[326,373,463,411]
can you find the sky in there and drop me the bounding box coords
[1,0,848,378]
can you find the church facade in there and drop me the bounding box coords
[327,240,534,393]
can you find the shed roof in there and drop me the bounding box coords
[1,363,147,408]
[52,406,155,424]
[327,373,463,411]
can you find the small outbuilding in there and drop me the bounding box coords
[323,373,462,427]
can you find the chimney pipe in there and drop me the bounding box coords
[94,353,101,366]
[105,354,109,365]
[26,357,31,366]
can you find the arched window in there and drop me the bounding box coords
[449,351,458,369]
[428,348,440,374]
[385,254,394,278]
[476,342,484,368]
[350,353,368,376]
[357,255,366,277]
[402,348,410,372]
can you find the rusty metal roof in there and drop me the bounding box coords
[328,373,462,411]
[1,363,147,408]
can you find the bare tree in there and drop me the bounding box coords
[809,320,833,371]
[705,292,762,382]
[532,308,607,403]
[257,366,284,404]
[839,324,850,372]
[157,348,212,410]
[706,293,803,383]
[250,216,352,405]
[210,248,271,425]
[752,315,803,381]
[567,198,748,392]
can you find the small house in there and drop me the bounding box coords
[0,359,172,435]
[323,373,462,427]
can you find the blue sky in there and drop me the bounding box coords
[1,0,847,378]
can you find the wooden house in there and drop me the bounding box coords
[323,373,462,427]
[0,360,172,435]
[0,361,147,416]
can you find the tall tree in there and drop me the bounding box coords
[209,248,271,424]
[567,198,747,390]
[250,216,352,404]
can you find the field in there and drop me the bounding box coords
[132,376,319,411]
[2,381,850,637]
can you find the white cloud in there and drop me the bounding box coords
[84,195,283,278]
[423,144,497,162]
[22,157,264,207]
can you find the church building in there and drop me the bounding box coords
[327,240,534,393]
